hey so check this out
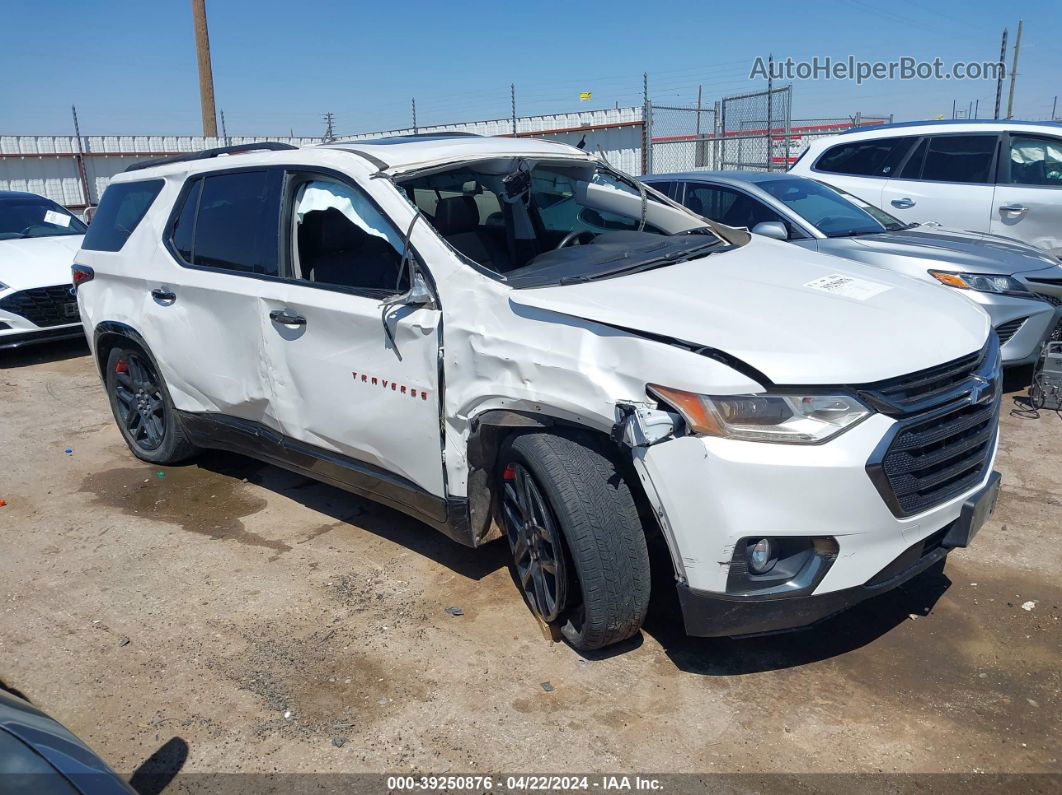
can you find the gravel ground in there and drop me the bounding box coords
[0,340,1058,780]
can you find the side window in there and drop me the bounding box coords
[188,171,280,275]
[1007,135,1062,186]
[82,179,164,251]
[291,177,406,294]
[685,183,788,233]
[919,135,997,183]
[171,177,201,262]
[683,183,740,221]
[898,138,928,179]
[814,137,915,177]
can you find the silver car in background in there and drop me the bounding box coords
[644,172,1062,367]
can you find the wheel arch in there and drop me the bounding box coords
[463,408,663,556]
[92,321,159,379]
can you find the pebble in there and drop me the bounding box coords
[445,607,464,616]
[332,736,346,748]
[541,681,555,692]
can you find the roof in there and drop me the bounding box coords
[321,133,587,170]
[0,190,49,200]
[642,170,795,185]
[118,133,589,181]
[836,118,1062,135]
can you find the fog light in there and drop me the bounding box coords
[749,538,775,574]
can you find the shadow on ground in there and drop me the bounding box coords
[0,338,88,369]
[194,450,509,582]
[640,545,951,675]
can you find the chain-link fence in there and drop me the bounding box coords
[645,86,792,175]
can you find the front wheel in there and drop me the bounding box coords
[104,345,197,465]
[499,430,651,651]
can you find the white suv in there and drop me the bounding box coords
[75,136,1000,650]
[0,191,88,350]
[790,120,1062,257]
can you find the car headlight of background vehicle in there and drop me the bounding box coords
[928,270,1036,297]
[648,385,870,444]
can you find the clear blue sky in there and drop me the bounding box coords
[2,0,1058,137]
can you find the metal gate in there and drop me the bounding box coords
[645,86,792,175]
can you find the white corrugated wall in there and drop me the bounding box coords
[0,108,644,206]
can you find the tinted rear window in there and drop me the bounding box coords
[814,137,914,177]
[169,171,279,276]
[919,135,998,183]
[81,180,164,251]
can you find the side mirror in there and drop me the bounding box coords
[751,221,789,241]
[400,269,434,307]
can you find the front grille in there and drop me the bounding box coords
[0,285,80,327]
[864,336,1001,517]
[995,317,1026,345]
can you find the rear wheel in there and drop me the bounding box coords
[104,345,196,465]
[499,430,650,651]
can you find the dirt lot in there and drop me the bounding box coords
[1,340,1059,779]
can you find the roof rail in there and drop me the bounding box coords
[837,118,1062,135]
[124,141,299,173]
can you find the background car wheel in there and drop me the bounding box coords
[500,430,651,651]
[104,345,197,465]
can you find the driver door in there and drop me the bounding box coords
[257,170,446,509]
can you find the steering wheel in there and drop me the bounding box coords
[555,230,596,250]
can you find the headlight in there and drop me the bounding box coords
[648,385,870,444]
[929,270,1033,297]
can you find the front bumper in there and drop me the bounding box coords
[636,413,998,594]
[0,324,85,350]
[961,290,1057,366]
[676,472,998,637]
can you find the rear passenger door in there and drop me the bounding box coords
[257,170,446,503]
[808,135,916,208]
[880,134,999,231]
[990,133,1062,252]
[154,168,284,428]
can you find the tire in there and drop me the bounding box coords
[104,345,197,465]
[499,430,651,651]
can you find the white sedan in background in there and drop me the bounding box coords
[0,190,88,350]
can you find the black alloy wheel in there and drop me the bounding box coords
[500,461,569,623]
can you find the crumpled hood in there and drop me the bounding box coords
[847,226,1060,274]
[0,235,82,291]
[510,236,990,385]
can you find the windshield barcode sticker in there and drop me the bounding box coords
[804,274,891,300]
[44,209,71,227]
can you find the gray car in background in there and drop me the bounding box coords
[644,171,1062,366]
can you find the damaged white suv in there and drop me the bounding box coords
[74,135,1001,650]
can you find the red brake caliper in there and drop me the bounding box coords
[502,463,516,481]
[114,359,128,374]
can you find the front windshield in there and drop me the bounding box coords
[400,159,722,288]
[758,177,894,238]
[826,183,910,230]
[0,198,87,240]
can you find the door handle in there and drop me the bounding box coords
[151,287,176,305]
[891,198,915,209]
[269,309,306,326]
[999,204,1028,215]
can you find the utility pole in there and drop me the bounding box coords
[974,99,979,119]
[694,84,703,167]
[1052,95,1058,121]
[642,72,650,174]
[220,109,229,144]
[1006,19,1023,120]
[71,105,92,208]
[952,99,957,119]
[322,112,336,143]
[766,54,773,171]
[510,84,517,136]
[993,28,1007,119]
[191,0,218,137]
[411,98,417,134]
